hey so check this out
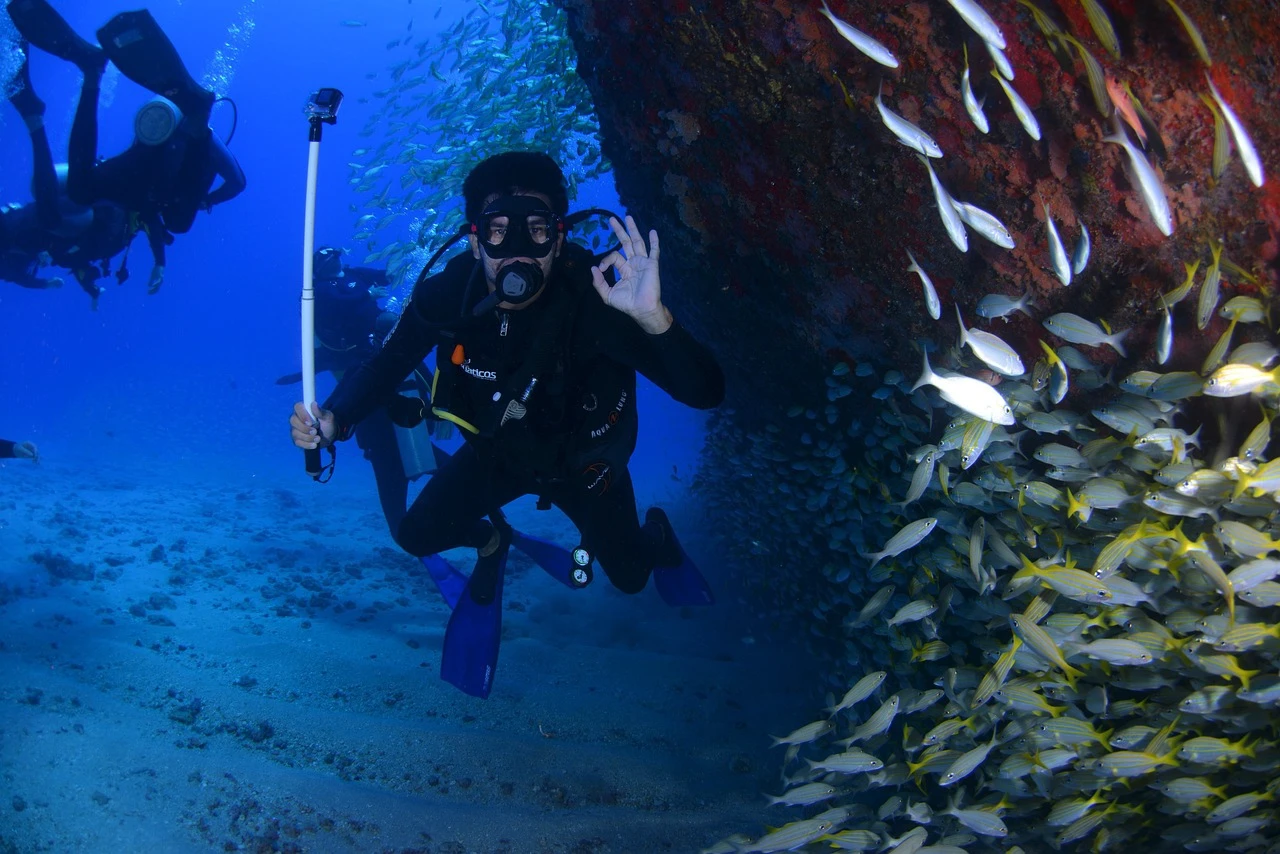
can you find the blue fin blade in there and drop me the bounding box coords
[510,530,584,589]
[653,553,715,607]
[440,551,506,698]
[420,555,466,610]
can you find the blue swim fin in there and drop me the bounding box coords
[510,529,593,590]
[647,509,715,607]
[420,554,466,610]
[440,536,508,698]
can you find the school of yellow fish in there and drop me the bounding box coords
[692,1,1276,851]
[346,0,609,288]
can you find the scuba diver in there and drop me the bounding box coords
[1,45,160,305]
[5,0,246,294]
[0,439,39,461]
[289,151,725,698]
[277,246,441,540]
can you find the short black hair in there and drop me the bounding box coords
[463,151,568,223]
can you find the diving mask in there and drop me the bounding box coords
[473,195,563,260]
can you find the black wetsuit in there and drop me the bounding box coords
[314,265,415,537]
[0,440,21,458]
[323,243,724,594]
[68,71,245,239]
[1,84,159,298]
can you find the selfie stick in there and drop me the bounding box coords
[301,88,343,479]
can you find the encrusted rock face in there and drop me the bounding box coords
[555,0,1278,402]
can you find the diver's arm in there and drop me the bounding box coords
[588,299,725,409]
[3,265,55,289]
[203,134,246,208]
[322,285,438,439]
[0,439,15,458]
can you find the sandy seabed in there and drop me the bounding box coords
[0,452,814,854]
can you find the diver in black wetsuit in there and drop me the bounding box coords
[5,0,247,294]
[0,439,39,461]
[0,47,161,304]
[277,246,434,539]
[289,151,725,599]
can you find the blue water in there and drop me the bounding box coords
[0,4,815,850]
[0,0,701,486]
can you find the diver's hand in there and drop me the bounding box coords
[291,402,336,450]
[13,441,38,461]
[368,286,389,299]
[147,264,165,294]
[590,215,673,334]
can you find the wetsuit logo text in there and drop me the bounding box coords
[461,359,498,381]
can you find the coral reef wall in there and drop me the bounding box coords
[553,0,1278,406]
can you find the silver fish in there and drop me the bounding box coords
[920,157,969,252]
[1103,123,1174,236]
[1156,298,1173,364]
[1043,202,1072,286]
[912,351,1014,425]
[940,732,1001,786]
[877,84,943,158]
[861,517,938,568]
[1204,71,1264,187]
[956,306,1025,376]
[1043,313,1128,356]
[828,670,888,714]
[818,0,900,68]
[907,249,942,320]
[961,44,989,134]
[952,200,1015,249]
[944,0,1006,49]
[977,290,1034,320]
[1072,221,1091,275]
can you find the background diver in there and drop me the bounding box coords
[5,0,247,295]
[0,438,39,462]
[277,245,445,540]
[289,151,725,698]
[1,46,160,304]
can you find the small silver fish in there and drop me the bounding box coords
[944,0,1006,49]
[961,44,989,134]
[956,306,1025,376]
[1072,221,1091,275]
[1043,201,1073,286]
[877,84,943,158]
[1103,122,1174,236]
[818,0,900,68]
[828,670,887,714]
[976,290,1034,320]
[921,157,969,252]
[1204,72,1264,187]
[1043,313,1128,356]
[861,517,939,567]
[912,351,1014,424]
[1156,298,1173,364]
[906,249,942,320]
[985,39,1014,80]
[952,201,1015,249]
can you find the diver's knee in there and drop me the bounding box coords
[394,518,427,557]
[606,567,649,596]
